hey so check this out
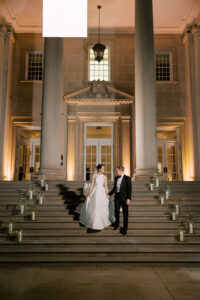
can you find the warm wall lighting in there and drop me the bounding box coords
[67,120,76,181]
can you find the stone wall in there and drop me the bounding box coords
[12,33,186,119]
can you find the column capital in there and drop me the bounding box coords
[0,23,15,44]
[183,31,193,47]
[191,25,200,38]
[0,24,7,36]
[5,30,15,45]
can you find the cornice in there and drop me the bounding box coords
[65,99,133,105]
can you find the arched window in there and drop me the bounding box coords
[88,46,110,81]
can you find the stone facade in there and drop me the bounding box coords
[0,11,200,182]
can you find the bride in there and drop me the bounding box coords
[79,164,115,230]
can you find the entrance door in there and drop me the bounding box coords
[84,124,113,181]
[157,142,180,181]
[16,138,40,180]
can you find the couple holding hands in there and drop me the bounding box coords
[80,164,132,236]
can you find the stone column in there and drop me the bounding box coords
[182,29,197,180]
[0,25,6,180]
[192,25,200,180]
[131,101,136,178]
[39,38,64,180]
[0,24,15,181]
[134,0,158,181]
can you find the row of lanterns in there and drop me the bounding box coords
[148,175,194,242]
[8,175,48,243]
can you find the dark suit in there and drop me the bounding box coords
[108,174,132,231]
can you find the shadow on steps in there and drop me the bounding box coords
[56,184,85,221]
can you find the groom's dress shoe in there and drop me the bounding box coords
[120,227,127,236]
[112,222,119,230]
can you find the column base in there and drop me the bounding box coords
[39,166,65,180]
[133,167,158,181]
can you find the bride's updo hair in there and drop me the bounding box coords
[96,164,104,172]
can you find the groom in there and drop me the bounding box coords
[108,166,132,235]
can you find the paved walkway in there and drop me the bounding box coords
[0,264,200,300]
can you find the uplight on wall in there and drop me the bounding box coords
[43,0,88,37]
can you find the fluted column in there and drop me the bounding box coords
[134,0,158,181]
[39,38,64,180]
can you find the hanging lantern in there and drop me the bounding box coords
[92,5,106,63]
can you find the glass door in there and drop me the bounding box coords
[30,141,40,175]
[84,124,113,181]
[157,142,179,181]
[100,145,112,180]
[86,145,98,181]
[16,138,40,181]
[18,144,31,180]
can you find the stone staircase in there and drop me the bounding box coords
[0,180,200,263]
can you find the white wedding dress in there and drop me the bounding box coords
[79,174,115,230]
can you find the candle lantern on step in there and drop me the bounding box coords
[20,204,24,215]
[8,222,13,235]
[8,216,14,235]
[149,177,155,191]
[175,204,180,215]
[39,192,44,205]
[28,183,34,200]
[187,221,194,234]
[179,229,184,242]
[19,197,25,215]
[17,230,23,243]
[154,176,160,188]
[159,194,165,205]
[40,175,45,188]
[29,189,33,200]
[150,183,154,191]
[172,212,176,221]
[19,190,26,202]
[31,210,36,221]
[165,185,171,200]
[45,183,48,192]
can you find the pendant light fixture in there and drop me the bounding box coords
[92,5,106,63]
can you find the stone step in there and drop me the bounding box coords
[1,221,200,229]
[2,199,200,207]
[1,215,192,223]
[1,252,200,263]
[1,234,200,243]
[1,205,200,213]
[0,211,173,217]
[1,213,200,222]
[0,180,200,263]
[0,206,200,213]
[1,240,200,250]
[2,228,199,236]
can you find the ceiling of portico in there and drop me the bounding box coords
[0,0,200,34]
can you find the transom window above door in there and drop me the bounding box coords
[88,46,110,81]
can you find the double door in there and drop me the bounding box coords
[85,142,113,181]
[157,142,181,181]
